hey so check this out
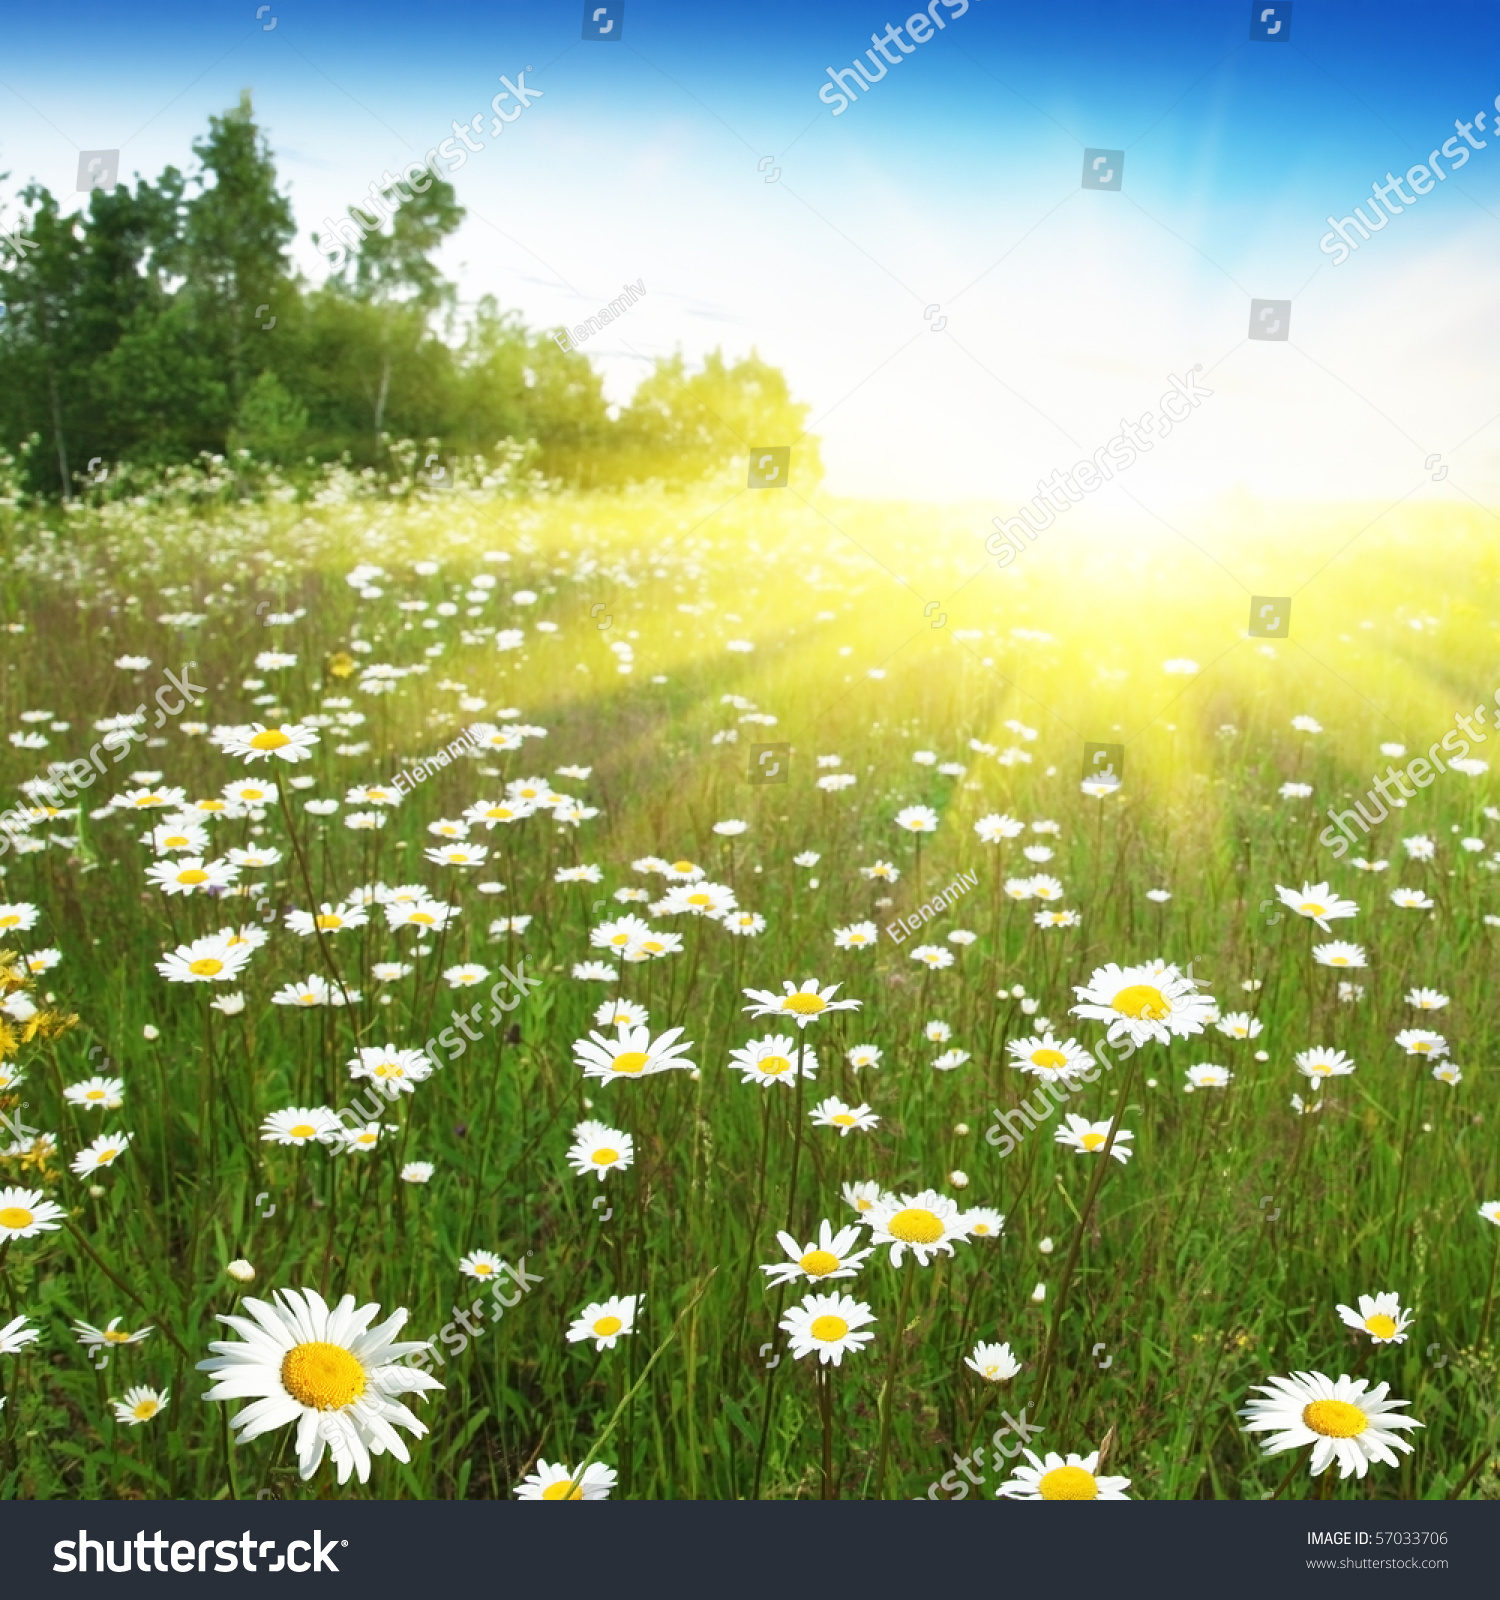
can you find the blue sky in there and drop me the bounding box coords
[2,0,1499,505]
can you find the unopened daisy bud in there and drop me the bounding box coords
[142,1024,160,1040]
[1010,985,1027,999]
[954,1122,970,1136]
[88,1184,106,1199]
[1145,1078,1158,1088]
[949,1170,969,1188]
[1038,1237,1054,1254]
[1254,1050,1269,1061]
[1030,1281,1046,1302]
[226,1259,255,1284]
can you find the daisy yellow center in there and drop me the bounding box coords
[1302,1399,1368,1438]
[799,1249,840,1276]
[375,1065,401,1078]
[1301,902,1325,917]
[1080,1132,1106,1151]
[104,1329,132,1343]
[686,892,711,907]
[671,860,695,873]
[856,1198,872,1210]
[541,1479,584,1499]
[1032,1048,1067,1069]
[97,1148,118,1162]
[973,1223,992,1235]
[315,915,343,930]
[1111,984,1169,1020]
[888,1207,943,1244]
[1411,1041,1433,1052]
[488,808,512,819]
[782,993,827,1015]
[611,1051,649,1074]
[591,1148,619,1165]
[849,933,866,943]
[1039,1465,1098,1500]
[594,1316,623,1337]
[1312,1064,1331,1075]
[810,1314,848,1342]
[831,1114,856,1126]
[133,1398,160,1420]
[199,800,225,811]
[281,1341,367,1410]
[473,1263,494,1275]
[250,730,291,751]
[760,1055,790,1075]
[0,915,18,927]
[0,1206,34,1229]
[1330,956,1348,966]
[241,789,266,801]
[189,958,224,977]
[86,1089,105,1099]
[1364,1313,1398,1339]
[177,869,209,885]
[410,912,435,925]
[164,835,189,848]
[289,1123,316,1139]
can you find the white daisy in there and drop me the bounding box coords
[566,1294,639,1352]
[998,1447,1131,1499]
[196,1285,442,1484]
[760,1221,873,1287]
[0,1188,65,1240]
[111,1385,169,1426]
[515,1458,618,1500]
[71,1132,132,1175]
[728,1033,814,1086]
[1312,943,1366,969]
[780,1291,876,1365]
[213,723,320,763]
[865,1189,969,1267]
[1275,881,1358,932]
[1335,1292,1413,1346]
[965,1340,1022,1382]
[1296,1047,1356,1081]
[573,1023,695,1083]
[1006,1034,1094,1082]
[1054,1114,1133,1163]
[1071,961,1215,1047]
[741,979,861,1029]
[260,1107,340,1147]
[809,1097,879,1136]
[566,1120,634,1180]
[1239,1371,1422,1479]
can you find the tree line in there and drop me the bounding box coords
[0,92,822,498]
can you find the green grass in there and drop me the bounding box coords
[0,475,1497,1500]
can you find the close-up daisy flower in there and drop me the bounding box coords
[110,1385,168,1426]
[1312,942,1366,969]
[864,1189,970,1266]
[1404,987,1449,1010]
[729,1033,815,1086]
[459,1250,504,1280]
[1296,1046,1357,1080]
[779,1290,876,1365]
[965,1340,1022,1382]
[1239,1371,1423,1479]
[760,1220,874,1286]
[566,1294,640,1352]
[1213,1010,1263,1039]
[842,1180,885,1217]
[573,1023,695,1083]
[515,1459,619,1500]
[997,1447,1131,1500]
[73,1316,153,1349]
[566,1119,634,1180]
[1275,882,1359,932]
[1394,1028,1448,1058]
[63,1076,125,1110]
[71,1132,132,1175]
[742,978,861,1029]
[963,1207,1005,1239]
[0,1188,65,1242]
[1071,961,1216,1047]
[1007,1034,1094,1081]
[155,933,254,984]
[213,722,321,763]
[196,1286,442,1484]
[1335,1292,1414,1345]
[809,1097,879,1136]
[893,804,938,834]
[1055,1114,1133,1163]
[260,1107,340,1147]
[1186,1064,1232,1088]
[833,921,878,950]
